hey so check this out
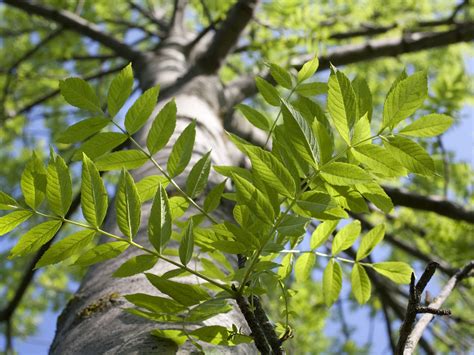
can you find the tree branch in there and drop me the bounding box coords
[0,194,81,323]
[403,261,474,354]
[224,21,474,109]
[3,0,141,61]
[383,186,474,224]
[0,63,126,124]
[194,0,259,74]
[168,0,188,37]
[353,213,456,276]
[128,0,168,32]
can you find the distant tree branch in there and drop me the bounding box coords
[346,249,436,354]
[1,27,64,116]
[0,63,126,125]
[168,0,188,37]
[353,213,456,276]
[127,0,168,32]
[399,261,473,354]
[3,0,141,61]
[224,21,474,109]
[194,0,259,74]
[0,195,81,323]
[383,186,474,224]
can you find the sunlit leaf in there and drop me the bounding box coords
[295,253,316,282]
[147,99,177,154]
[108,63,134,117]
[167,121,196,177]
[74,241,130,267]
[36,230,96,268]
[323,259,342,306]
[115,169,141,239]
[81,154,108,227]
[351,263,371,304]
[113,254,158,277]
[125,85,159,134]
[59,77,101,112]
[9,220,62,258]
[372,261,413,284]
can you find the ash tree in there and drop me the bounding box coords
[0,1,473,354]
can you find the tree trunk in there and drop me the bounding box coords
[50,40,255,354]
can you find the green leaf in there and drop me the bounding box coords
[295,191,337,214]
[351,263,371,304]
[233,139,295,197]
[59,77,102,112]
[186,152,211,198]
[35,230,96,268]
[113,254,158,277]
[255,76,280,106]
[323,259,342,306]
[295,253,316,282]
[297,56,319,82]
[232,173,274,225]
[125,85,159,134]
[72,132,127,161]
[327,66,357,144]
[108,63,134,117]
[179,220,194,265]
[115,169,141,239]
[332,220,361,255]
[235,104,271,131]
[0,191,18,210]
[278,253,293,280]
[281,99,318,167]
[0,210,33,236]
[320,162,372,186]
[151,329,187,346]
[136,175,169,203]
[277,215,309,236]
[313,120,333,164]
[355,183,393,213]
[384,136,435,176]
[351,114,372,146]
[269,63,293,89]
[56,117,110,144]
[310,220,339,249]
[167,121,196,177]
[21,152,47,209]
[169,196,189,219]
[187,299,233,322]
[46,154,72,217]
[352,145,407,177]
[148,184,172,253]
[81,154,108,227]
[74,241,129,267]
[203,181,226,213]
[357,224,385,261]
[383,71,427,129]
[146,99,177,154]
[190,326,252,346]
[295,82,327,97]
[352,76,372,121]
[125,293,186,314]
[94,150,148,171]
[145,273,209,306]
[372,262,413,284]
[9,220,62,258]
[399,114,454,137]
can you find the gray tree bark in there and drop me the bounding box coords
[50,38,255,354]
